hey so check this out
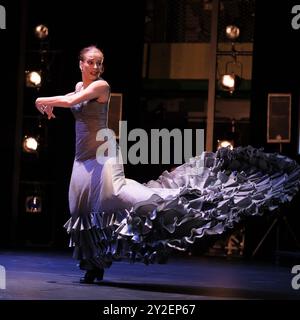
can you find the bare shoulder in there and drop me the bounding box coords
[75,81,83,92]
[92,80,110,103]
[93,79,110,89]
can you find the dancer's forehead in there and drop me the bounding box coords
[83,49,103,62]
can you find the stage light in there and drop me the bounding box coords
[25,70,42,88]
[220,74,235,89]
[218,56,242,94]
[217,140,234,150]
[25,196,42,213]
[35,24,49,40]
[23,136,39,153]
[219,74,240,93]
[226,25,240,40]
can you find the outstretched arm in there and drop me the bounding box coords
[35,80,110,116]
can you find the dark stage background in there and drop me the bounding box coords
[0,0,146,247]
[0,0,300,258]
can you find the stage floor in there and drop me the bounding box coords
[0,249,299,300]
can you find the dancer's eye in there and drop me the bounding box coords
[86,60,102,67]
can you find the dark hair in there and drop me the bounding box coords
[79,45,104,62]
[79,45,104,75]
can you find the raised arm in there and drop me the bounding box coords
[35,79,110,109]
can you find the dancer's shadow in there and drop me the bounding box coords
[77,279,298,300]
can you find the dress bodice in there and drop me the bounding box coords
[71,99,108,161]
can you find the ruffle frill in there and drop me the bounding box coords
[64,146,300,266]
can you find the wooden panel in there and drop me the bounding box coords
[108,93,122,139]
[267,93,291,143]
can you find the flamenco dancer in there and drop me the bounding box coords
[35,46,300,283]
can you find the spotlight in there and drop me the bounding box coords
[23,136,39,153]
[226,25,240,40]
[217,140,234,150]
[219,74,240,93]
[220,74,235,89]
[25,70,42,88]
[25,196,42,213]
[35,24,49,39]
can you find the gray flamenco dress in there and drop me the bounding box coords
[64,98,300,271]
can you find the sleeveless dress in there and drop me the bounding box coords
[64,98,300,270]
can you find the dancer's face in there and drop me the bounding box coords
[80,49,104,81]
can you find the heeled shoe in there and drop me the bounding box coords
[79,269,104,284]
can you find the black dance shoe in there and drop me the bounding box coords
[79,269,104,284]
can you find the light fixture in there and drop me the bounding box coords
[218,56,242,94]
[35,24,49,40]
[25,70,42,88]
[217,140,234,150]
[225,25,240,41]
[23,136,39,153]
[217,25,252,95]
[219,73,241,94]
[25,196,42,213]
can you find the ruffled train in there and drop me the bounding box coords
[64,146,300,267]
